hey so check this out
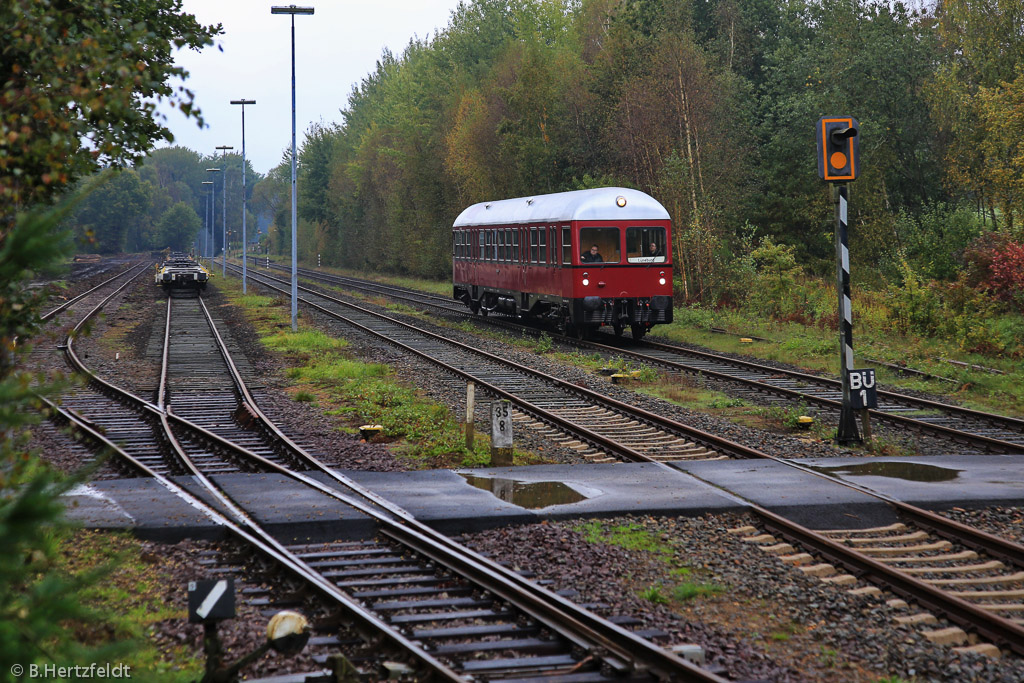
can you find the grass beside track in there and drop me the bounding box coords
[284,260,1024,420]
[56,530,200,681]
[217,278,546,468]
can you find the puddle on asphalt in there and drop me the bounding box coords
[811,461,961,482]
[459,474,589,508]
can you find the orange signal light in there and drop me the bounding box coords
[817,116,860,182]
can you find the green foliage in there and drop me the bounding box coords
[534,332,554,353]
[672,581,725,602]
[577,521,670,558]
[156,201,202,252]
[886,259,1008,353]
[0,4,222,673]
[0,0,221,213]
[889,203,982,280]
[261,329,350,356]
[0,202,123,679]
[639,585,669,604]
[746,237,804,319]
[69,169,153,253]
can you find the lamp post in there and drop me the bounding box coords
[216,146,233,277]
[271,4,314,332]
[230,99,256,294]
[206,168,222,267]
[201,181,214,260]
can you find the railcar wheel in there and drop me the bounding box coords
[630,323,646,340]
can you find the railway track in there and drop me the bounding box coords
[249,258,1024,455]
[50,277,725,681]
[233,263,764,463]
[233,261,1024,658]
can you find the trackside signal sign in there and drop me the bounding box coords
[817,117,860,182]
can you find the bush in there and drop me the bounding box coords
[891,203,981,280]
[984,239,1024,312]
[886,257,1006,353]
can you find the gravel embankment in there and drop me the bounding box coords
[463,514,1024,682]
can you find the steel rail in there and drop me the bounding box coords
[61,293,463,680]
[233,264,766,461]
[44,395,460,680]
[202,277,726,680]
[752,506,1024,656]
[42,262,148,321]
[234,262,1024,656]
[260,258,1024,454]
[55,275,721,681]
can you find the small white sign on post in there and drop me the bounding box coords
[490,400,513,465]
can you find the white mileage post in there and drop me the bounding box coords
[490,400,513,466]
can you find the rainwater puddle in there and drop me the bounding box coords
[812,461,961,482]
[459,474,590,509]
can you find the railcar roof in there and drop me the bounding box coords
[453,187,670,227]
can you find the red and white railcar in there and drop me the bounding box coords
[452,187,673,339]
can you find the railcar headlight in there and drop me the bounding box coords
[616,196,626,207]
[582,272,589,287]
[659,271,666,286]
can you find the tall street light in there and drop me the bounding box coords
[231,99,256,294]
[201,181,214,260]
[272,4,314,332]
[216,146,233,277]
[206,168,221,266]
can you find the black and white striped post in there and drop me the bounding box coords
[818,117,862,445]
[834,184,860,443]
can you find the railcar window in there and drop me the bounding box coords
[539,227,547,263]
[626,227,666,263]
[496,230,504,261]
[579,227,620,263]
[561,226,571,264]
[479,231,484,260]
[530,228,539,263]
[513,229,519,263]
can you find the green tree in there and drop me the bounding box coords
[156,201,202,251]
[69,169,153,253]
[928,0,1024,229]
[0,0,221,217]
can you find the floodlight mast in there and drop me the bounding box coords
[205,168,221,265]
[201,181,214,260]
[230,99,256,293]
[216,146,233,277]
[271,4,315,331]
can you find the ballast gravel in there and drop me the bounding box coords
[463,513,1024,682]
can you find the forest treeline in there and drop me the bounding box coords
[257,0,1022,313]
[69,0,1024,347]
[65,147,264,255]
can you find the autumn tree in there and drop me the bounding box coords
[0,0,221,221]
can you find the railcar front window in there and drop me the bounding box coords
[579,227,620,263]
[626,226,667,263]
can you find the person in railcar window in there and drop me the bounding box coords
[582,244,603,262]
[648,242,663,257]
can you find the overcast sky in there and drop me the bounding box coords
[156,1,465,175]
